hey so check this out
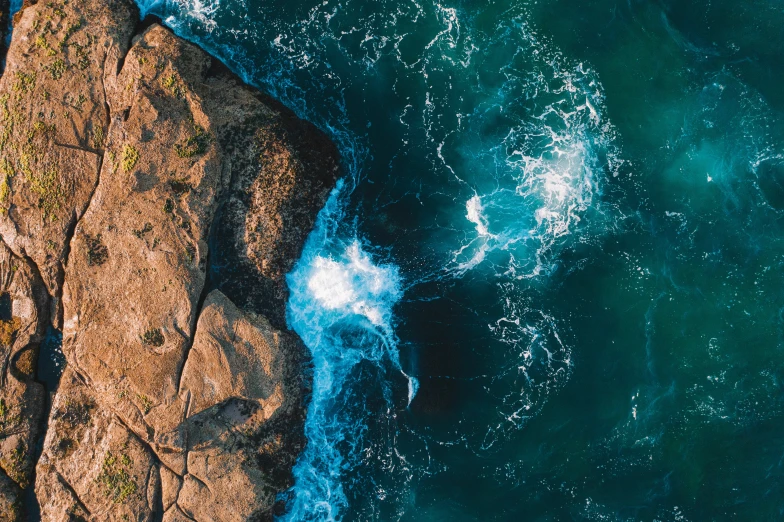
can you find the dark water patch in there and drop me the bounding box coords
[0,0,10,70]
[22,476,41,521]
[0,291,11,321]
[659,0,784,111]
[757,160,784,210]
[37,326,64,391]
[1,0,22,72]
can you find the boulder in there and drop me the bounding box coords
[0,240,49,510]
[36,368,160,520]
[171,290,308,521]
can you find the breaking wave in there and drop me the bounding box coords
[282,180,414,520]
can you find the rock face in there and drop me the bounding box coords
[170,290,309,521]
[0,241,49,520]
[0,0,137,312]
[0,0,340,520]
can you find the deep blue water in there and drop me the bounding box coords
[137,0,784,520]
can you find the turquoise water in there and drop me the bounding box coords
[138,0,784,519]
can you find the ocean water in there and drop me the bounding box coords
[136,0,784,520]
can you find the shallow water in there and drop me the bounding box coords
[137,0,784,519]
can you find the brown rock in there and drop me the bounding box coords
[210,75,340,328]
[170,290,307,521]
[0,1,339,519]
[61,20,336,441]
[36,368,159,520]
[159,465,181,512]
[0,468,22,522]
[17,2,338,521]
[0,0,138,306]
[0,240,49,496]
[180,290,304,418]
[61,23,231,446]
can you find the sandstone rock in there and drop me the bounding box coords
[0,0,138,311]
[210,77,341,328]
[36,368,159,520]
[61,23,232,448]
[159,465,181,512]
[0,468,22,522]
[0,239,49,500]
[180,290,305,418]
[168,290,308,521]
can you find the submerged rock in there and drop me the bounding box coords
[0,0,340,519]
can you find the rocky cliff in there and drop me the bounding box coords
[0,0,340,520]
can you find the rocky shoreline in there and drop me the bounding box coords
[0,0,339,519]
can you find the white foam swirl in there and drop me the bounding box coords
[282,182,411,521]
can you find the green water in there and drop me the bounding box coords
[138,0,784,519]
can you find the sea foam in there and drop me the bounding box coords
[282,181,411,521]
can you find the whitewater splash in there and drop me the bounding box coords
[281,181,413,520]
[444,14,622,282]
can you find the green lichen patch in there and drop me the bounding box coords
[60,19,83,49]
[0,159,13,212]
[0,178,10,209]
[0,317,21,347]
[71,42,91,71]
[96,452,137,504]
[12,122,66,220]
[35,34,57,57]
[121,144,139,172]
[0,440,29,489]
[0,95,11,152]
[0,158,13,178]
[136,393,153,414]
[174,122,209,159]
[0,397,21,434]
[27,164,65,221]
[12,71,36,95]
[161,74,186,98]
[46,58,68,80]
[27,120,56,144]
[91,125,105,149]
